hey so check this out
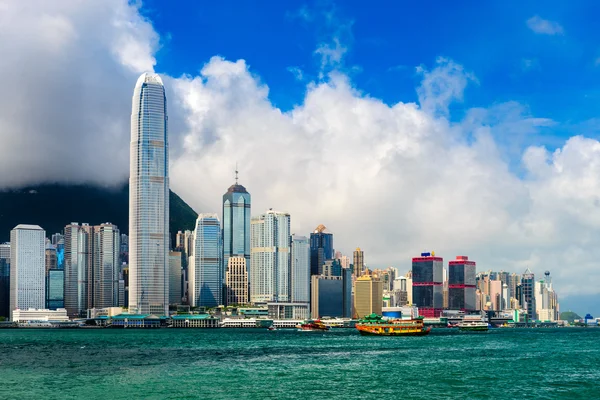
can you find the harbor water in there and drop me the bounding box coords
[0,328,598,399]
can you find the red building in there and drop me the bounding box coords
[411,252,443,317]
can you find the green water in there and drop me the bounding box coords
[0,328,598,399]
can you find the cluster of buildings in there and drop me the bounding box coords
[0,73,561,325]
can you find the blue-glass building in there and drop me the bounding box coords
[190,214,223,308]
[222,177,251,275]
[46,269,64,310]
[310,225,333,276]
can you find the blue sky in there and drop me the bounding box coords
[142,0,600,140]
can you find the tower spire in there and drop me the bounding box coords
[235,162,239,185]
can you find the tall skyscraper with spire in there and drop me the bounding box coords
[222,167,251,275]
[129,73,169,315]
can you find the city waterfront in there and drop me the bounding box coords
[0,328,598,399]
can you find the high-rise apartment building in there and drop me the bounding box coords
[222,172,251,276]
[226,256,248,305]
[250,210,291,303]
[169,251,182,305]
[93,223,121,309]
[189,214,223,308]
[0,243,10,319]
[353,248,364,278]
[354,275,383,319]
[290,235,310,304]
[412,252,443,317]
[10,225,46,320]
[448,256,476,312]
[310,225,333,276]
[129,72,170,316]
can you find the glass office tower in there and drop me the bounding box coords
[129,73,169,315]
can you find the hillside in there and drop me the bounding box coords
[0,183,198,243]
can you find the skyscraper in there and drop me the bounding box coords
[353,248,364,278]
[63,223,92,318]
[250,210,290,303]
[129,72,170,315]
[290,235,310,304]
[412,252,443,317]
[10,225,45,320]
[189,214,223,308]
[448,256,476,312]
[310,225,333,276]
[354,275,383,319]
[93,223,121,309]
[521,268,535,320]
[169,251,182,305]
[0,243,10,319]
[222,169,251,298]
[226,256,248,305]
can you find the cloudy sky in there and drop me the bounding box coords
[1,1,600,314]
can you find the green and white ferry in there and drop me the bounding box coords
[458,315,489,332]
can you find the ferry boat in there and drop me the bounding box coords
[355,314,431,336]
[458,315,489,332]
[296,320,330,332]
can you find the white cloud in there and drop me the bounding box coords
[0,0,158,187]
[527,15,564,35]
[1,1,599,310]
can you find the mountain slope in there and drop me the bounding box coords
[0,183,198,243]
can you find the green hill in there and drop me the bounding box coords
[559,311,582,323]
[0,183,198,244]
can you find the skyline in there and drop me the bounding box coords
[1,1,600,313]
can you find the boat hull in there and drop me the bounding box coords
[356,325,431,337]
[459,326,489,332]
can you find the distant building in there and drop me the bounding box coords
[354,275,383,319]
[63,223,93,318]
[411,252,443,317]
[353,248,364,278]
[290,235,310,304]
[45,244,57,273]
[267,302,309,320]
[46,269,64,310]
[448,256,476,312]
[169,251,182,305]
[11,308,69,322]
[521,269,536,320]
[222,171,251,278]
[320,259,342,277]
[10,225,46,320]
[189,214,223,308]
[226,256,248,305]
[310,270,352,319]
[250,210,290,303]
[310,225,333,276]
[93,223,121,309]
[0,243,10,319]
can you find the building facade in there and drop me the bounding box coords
[63,223,93,318]
[0,243,10,319]
[169,251,182,305]
[129,72,170,316]
[46,269,64,310]
[310,272,352,319]
[411,252,443,317]
[10,225,46,320]
[448,255,476,312]
[290,235,310,304]
[222,175,251,276]
[250,210,291,303]
[354,275,383,319]
[521,269,536,320]
[226,256,248,305]
[353,248,364,278]
[93,223,121,309]
[189,214,223,308]
[309,225,333,276]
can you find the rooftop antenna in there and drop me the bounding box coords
[235,162,239,185]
